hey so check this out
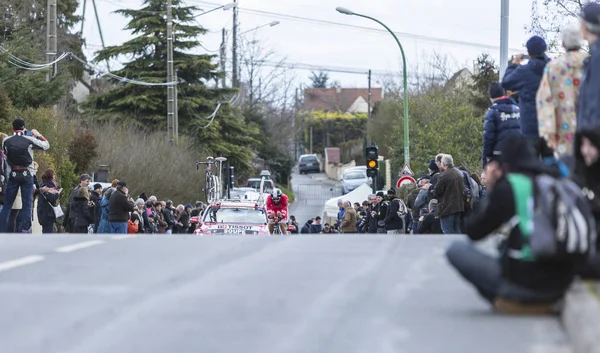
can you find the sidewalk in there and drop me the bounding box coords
[562,280,600,353]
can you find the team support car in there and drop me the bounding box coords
[193,200,270,235]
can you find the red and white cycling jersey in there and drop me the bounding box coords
[265,194,288,220]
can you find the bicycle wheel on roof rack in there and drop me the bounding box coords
[210,174,220,201]
[205,172,213,203]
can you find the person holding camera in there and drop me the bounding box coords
[0,118,49,233]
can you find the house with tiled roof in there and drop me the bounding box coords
[302,87,383,114]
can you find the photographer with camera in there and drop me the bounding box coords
[0,118,50,233]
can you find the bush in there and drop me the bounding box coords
[68,129,99,175]
[90,123,206,204]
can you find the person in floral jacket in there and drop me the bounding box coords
[537,23,588,156]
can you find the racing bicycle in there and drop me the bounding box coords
[269,217,288,235]
[196,157,220,204]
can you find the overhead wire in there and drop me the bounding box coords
[0,45,179,86]
[187,0,524,53]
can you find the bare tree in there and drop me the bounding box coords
[379,50,460,95]
[238,37,296,109]
[528,0,585,52]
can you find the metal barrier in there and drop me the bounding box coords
[293,183,343,204]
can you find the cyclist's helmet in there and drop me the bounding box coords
[271,188,283,201]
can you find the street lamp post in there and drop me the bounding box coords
[233,20,281,88]
[336,7,410,167]
[239,21,280,35]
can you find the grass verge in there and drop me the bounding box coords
[277,183,295,203]
[585,280,600,301]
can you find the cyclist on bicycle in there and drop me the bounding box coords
[266,188,289,234]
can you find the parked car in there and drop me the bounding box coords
[340,170,371,195]
[298,154,320,174]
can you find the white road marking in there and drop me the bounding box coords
[55,240,104,253]
[0,255,45,273]
[111,235,131,240]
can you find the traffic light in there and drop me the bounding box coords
[365,145,378,178]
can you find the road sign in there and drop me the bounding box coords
[400,164,414,176]
[396,176,416,188]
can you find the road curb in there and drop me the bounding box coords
[562,280,600,353]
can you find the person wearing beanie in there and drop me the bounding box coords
[482,82,521,169]
[130,198,147,234]
[373,191,388,233]
[384,188,407,234]
[577,2,600,130]
[537,23,588,157]
[502,35,552,159]
[0,118,50,233]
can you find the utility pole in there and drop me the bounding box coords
[46,0,57,82]
[220,28,227,88]
[231,0,239,88]
[293,87,299,161]
[366,69,372,147]
[91,0,110,71]
[499,0,509,80]
[167,0,175,145]
[174,69,179,144]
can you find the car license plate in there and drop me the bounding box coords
[307,163,313,166]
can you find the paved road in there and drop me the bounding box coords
[289,171,340,225]
[0,233,571,353]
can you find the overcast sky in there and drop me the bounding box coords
[80,0,537,88]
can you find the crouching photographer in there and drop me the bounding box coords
[0,118,50,233]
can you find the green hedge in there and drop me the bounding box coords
[277,183,295,203]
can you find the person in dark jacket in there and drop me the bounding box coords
[310,216,323,233]
[385,188,405,234]
[69,187,93,233]
[64,174,91,232]
[446,135,574,313]
[482,82,521,169]
[433,155,465,234]
[90,183,102,233]
[108,181,134,234]
[502,35,552,158]
[365,194,378,234]
[288,215,299,234]
[572,124,600,279]
[162,200,175,234]
[36,169,61,233]
[300,219,313,234]
[418,199,442,234]
[374,191,388,233]
[577,3,600,130]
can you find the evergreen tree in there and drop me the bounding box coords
[309,70,329,88]
[469,53,499,116]
[0,0,83,108]
[85,0,223,130]
[84,0,260,176]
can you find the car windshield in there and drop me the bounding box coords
[301,156,318,163]
[247,180,273,192]
[204,207,266,224]
[344,172,366,180]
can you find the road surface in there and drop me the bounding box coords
[289,171,341,225]
[0,236,571,353]
[0,173,572,353]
